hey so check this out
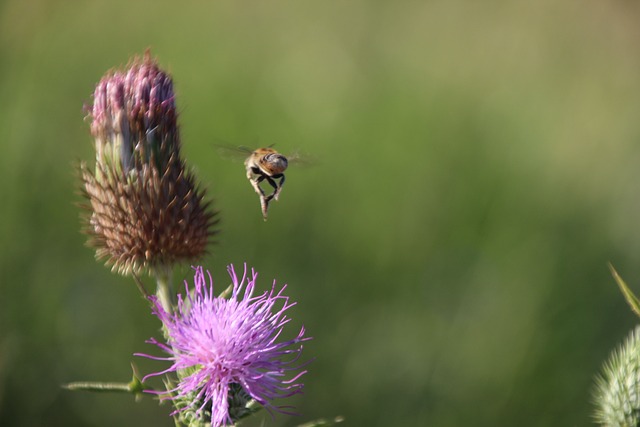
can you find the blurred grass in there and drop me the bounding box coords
[3,0,640,425]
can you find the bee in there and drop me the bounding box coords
[215,144,303,220]
[244,147,289,220]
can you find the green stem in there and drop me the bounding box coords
[154,266,175,341]
[155,267,175,314]
[63,363,147,397]
[63,381,132,393]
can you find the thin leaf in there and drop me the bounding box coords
[609,263,640,317]
[62,362,147,401]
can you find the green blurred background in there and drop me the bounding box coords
[2,0,640,425]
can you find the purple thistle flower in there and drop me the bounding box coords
[137,264,311,426]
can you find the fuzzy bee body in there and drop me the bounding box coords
[243,148,289,220]
[245,148,289,179]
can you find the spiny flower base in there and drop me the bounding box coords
[80,160,215,275]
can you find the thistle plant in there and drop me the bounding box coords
[67,52,334,427]
[80,52,218,278]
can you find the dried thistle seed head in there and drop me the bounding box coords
[80,52,218,275]
[80,158,217,275]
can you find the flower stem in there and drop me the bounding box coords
[155,266,175,313]
[62,363,147,398]
[63,381,132,392]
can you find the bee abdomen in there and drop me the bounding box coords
[261,153,288,175]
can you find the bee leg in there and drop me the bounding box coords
[264,174,285,201]
[249,175,267,197]
[263,176,279,201]
[274,175,285,201]
[248,175,271,220]
[260,194,271,220]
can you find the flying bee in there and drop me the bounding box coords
[245,147,288,219]
[215,144,309,220]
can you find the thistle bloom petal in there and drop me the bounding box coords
[137,265,311,426]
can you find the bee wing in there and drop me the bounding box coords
[213,137,279,160]
[213,140,315,166]
[286,150,318,167]
[213,143,253,162]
